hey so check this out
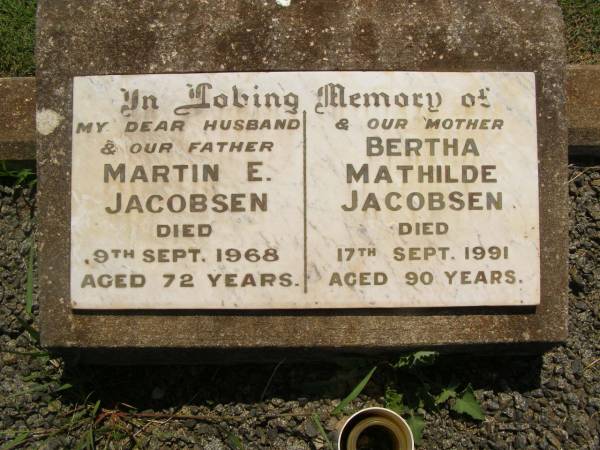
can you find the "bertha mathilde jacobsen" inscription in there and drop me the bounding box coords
[70,72,540,309]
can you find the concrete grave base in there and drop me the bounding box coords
[37,0,568,362]
[0,78,36,160]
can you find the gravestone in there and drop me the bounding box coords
[37,0,568,362]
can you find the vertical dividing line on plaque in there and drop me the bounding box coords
[303,110,308,294]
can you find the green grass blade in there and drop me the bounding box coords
[311,414,333,450]
[25,243,34,315]
[74,429,95,450]
[55,383,73,393]
[332,366,377,415]
[91,400,101,417]
[0,431,29,450]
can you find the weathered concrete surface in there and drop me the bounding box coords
[567,65,600,151]
[37,0,569,361]
[0,78,35,160]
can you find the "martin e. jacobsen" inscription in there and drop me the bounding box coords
[70,72,540,309]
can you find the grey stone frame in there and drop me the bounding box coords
[37,0,568,363]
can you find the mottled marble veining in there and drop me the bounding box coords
[71,72,539,309]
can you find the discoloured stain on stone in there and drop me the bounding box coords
[36,108,64,136]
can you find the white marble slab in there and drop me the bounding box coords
[71,71,540,309]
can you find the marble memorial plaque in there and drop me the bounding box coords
[71,72,539,309]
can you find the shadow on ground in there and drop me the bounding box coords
[56,354,543,412]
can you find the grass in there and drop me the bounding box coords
[0,161,36,186]
[559,0,600,64]
[0,0,35,77]
[0,0,598,78]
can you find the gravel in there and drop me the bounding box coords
[1,161,599,449]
